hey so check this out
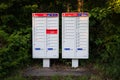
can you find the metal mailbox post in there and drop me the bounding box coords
[32,13,59,67]
[62,12,89,67]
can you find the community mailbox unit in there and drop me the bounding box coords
[32,13,59,67]
[62,12,89,67]
[32,12,89,67]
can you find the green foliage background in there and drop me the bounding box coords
[0,0,120,79]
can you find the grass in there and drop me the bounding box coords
[4,74,103,80]
[4,75,26,80]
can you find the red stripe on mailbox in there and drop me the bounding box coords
[62,13,78,17]
[32,13,47,17]
[46,29,58,34]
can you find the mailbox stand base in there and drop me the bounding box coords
[72,59,78,68]
[43,59,50,67]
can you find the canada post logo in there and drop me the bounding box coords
[47,13,58,17]
[78,13,88,16]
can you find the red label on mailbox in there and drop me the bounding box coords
[32,13,58,17]
[62,13,78,17]
[32,13,47,17]
[62,12,89,17]
[46,29,58,34]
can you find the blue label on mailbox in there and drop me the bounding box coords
[78,13,88,16]
[77,48,83,50]
[48,48,53,50]
[53,13,58,16]
[78,13,82,16]
[35,48,41,50]
[47,13,58,17]
[64,48,70,50]
[48,14,52,16]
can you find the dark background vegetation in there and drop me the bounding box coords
[0,0,120,80]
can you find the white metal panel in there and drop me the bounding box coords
[62,16,76,58]
[32,13,59,59]
[32,17,46,58]
[46,16,59,58]
[62,12,89,59]
[76,16,89,59]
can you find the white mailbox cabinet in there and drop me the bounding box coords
[62,12,89,59]
[32,13,59,59]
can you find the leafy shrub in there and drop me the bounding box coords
[89,6,120,79]
[0,28,31,78]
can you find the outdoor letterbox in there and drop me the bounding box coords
[62,12,89,59]
[32,13,59,59]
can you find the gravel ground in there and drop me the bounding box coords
[22,64,92,77]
